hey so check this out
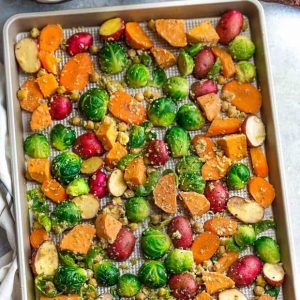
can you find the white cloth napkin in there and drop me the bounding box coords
[0,63,21,299]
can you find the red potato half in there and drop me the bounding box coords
[193,48,216,79]
[204,180,229,213]
[242,115,266,147]
[66,32,93,56]
[168,216,193,249]
[190,79,218,100]
[263,263,285,286]
[108,169,127,197]
[218,289,247,300]
[89,170,107,199]
[72,194,100,219]
[49,95,72,120]
[31,240,59,276]
[99,17,125,41]
[147,139,169,166]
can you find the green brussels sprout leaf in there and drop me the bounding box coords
[86,246,104,270]
[35,275,59,297]
[207,58,221,80]
[80,284,98,300]
[254,219,276,235]
[135,170,161,197]
[235,61,256,83]
[184,42,204,57]
[176,155,203,176]
[117,153,140,170]
[179,173,206,194]
[265,285,280,298]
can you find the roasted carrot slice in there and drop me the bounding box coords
[248,176,275,208]
[222,80,262,113]
[192,135,215,161]
[30,103,52,132]
[214,251,239,273]
[201,156,231,180]
[257,296,275,300]
[125,22,153,50]
[38,50,59,75]
[109,91,146,125]
[212,47,236,78]
[40,295,81,300]
[206,117,242,137]
[202,271,234,294]
[192,231,220,264]
[250,147,269,177]
[41,179,67,203]
[30,228,49,249]
[39,24,63,53]
[60,53,93,92]
[204,217,237,236]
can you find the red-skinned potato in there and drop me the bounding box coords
[147,139,169,166]
[49,95,72,120]
[263,263,285,286]
[168,216,193,249]
[193,48,215,79]
[189,79,218,100]
[242,115,266,147]
[31,240,58,276]
[228,255,263,287]
[107,227,136,261]
[66,32,93,56]
[99,17,125,41]
[89,170,107,199]
[204,180,229,213]
[108,169,127,197]
[216,10,244,44]
[169,273,199,300]
[219,289,247,300]
[73,132,104,159]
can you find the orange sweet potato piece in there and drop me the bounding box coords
[40,296,80,300]
[202,271,235,294]
[179,192,210,217]
[153,173,177,214]
[124,157,146,187]
[18,78,43,112]
[204,218,237,236]
[30,103,52,132]
[250,147,269,178]
[105,142,128,166]
[257,296,275,300]
[248,176,275,208]
[192,232,220,264]
[212,47,236,78]
[206,117,242,137]
[60,53,93,92]
[192,136,215,161]
[95,117,118,151]
[155,19,187,47]
[218,134,247,162]
[222,80,262,113]
[41,179,67,203]
[150,47,176,69]
[197,93,221,122]
[109,91,146,125]
[214,251,239,273]
[27,158,51,183]
[194,291,214,300]
[95,213,122,242]
[187,20,219,46]
[125,22,153,49]
[39,24,63,53]
[201,156,231,180]
[39,50,59,75]
[30,228,49,249]
[59,224,96,255]
[36,73,58,97]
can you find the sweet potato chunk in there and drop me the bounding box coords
[202,156,231,180]
[212,47,236,78]
[27,158,51,183]
[206,117,242,137]
[59,224,96,255]
[214,252,239,273]
[250,147,269,177]
[95,116,118,151]
[39,50,59,75]
[150,47,176,69]
[40,295,80,300]
[30,103,52,132]
[36,73,58,97]
[202,271,234,294]
[187,20,219,45]
[179,192,210,217]
[194,291,214,300]
[153,173,177,214]
[125,22,153,49]
[197,93,221,122]
[105,142,128,166]
[155,19,187,47]
[218,134,247,161]
[95,213,122,242]
[124,157,146,186]
[192,136,215,161]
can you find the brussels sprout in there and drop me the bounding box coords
[59,252,77,267]
[51,151,81,184]
[227,163,250,190]
[235,61,256,83]
[176,155,202,176]
[254,236,280,264]
[66,177,90,197]
[135,170,160,197]
[163,76,189,102]
[141,228,171,259]
[265,285,280,298]
[207,58,221,80]
[234,225,256,248]
[148,97,177,127]
[138,261,167,288]
[165,126,191,158]
[51,201,81,234]
[149,67,167,88]
[98,41,128,74]
[117,274,141,297]
[94,261,120,286]
[125,196,150,223]
[165,249,194,274]
[179,173,206,194]
[139,52,152,66]
[142,120,157,141]
[125,63,150,88]
[176,103,205,131]
[50,124,76,151]
[86,246,104,270]
[177,51,194,77]
[54,265,87,293]
[24,133,50,158]
[254,220,276,235]
[117,153,140,170]
[224,237,243,253]
[79,88,109,121]
[35,275,58,297]
[229,36,255,61]
[184,42,203,57]
[80,284,98,300]
[128,125,145,148]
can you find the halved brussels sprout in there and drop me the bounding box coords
[135,170,161,197]
[125,63,150,88]
[176,155,202,176]
[227,163,250,190]
[165,249,194,274]
[85,246,104,270]
[138,261,167,288]
[24,133,50,158]
[139,52,152,66]
[66,177,90,197]
[149,67,167,88]
[163,76,188,102]
[235,61,256,83]
[128,125,145,148]
[80,284,98,300]
[117,274,141,297]
[50,124,76,151]
[179,173,206,194]
[125,196,150,223]
[177,51,194,77]
[229,36,255,61]
[176,103,205,131]
[254,236,280,264]
[234,225,256,248]
[94,261,120,286]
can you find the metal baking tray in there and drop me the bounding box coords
[3,0,297,299]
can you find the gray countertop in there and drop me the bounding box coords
[0,0,300,294]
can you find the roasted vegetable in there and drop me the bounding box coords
[94,261,120,286]
[138,261,167,288]
[229,36,255,61]
[234,225,256,248]
[176,155,202,176]
[204,180,229,213]
[176,103,205,131]
[35,275,59,297]
[236,61,256,83]
[254,236,281,264]
[117,274,141,297]
[66,32,93,56]
[50,124,76,151]
[128,125,145,148]
[49,95,72,120]
[168,216,193,249]
[24,133,50,158]
[125,196,150,223]
[85,246,104,270]
[99,17,125,41]
[80,284,98,300]
[147,139,169,166]
[89,170,107,199]
[165,249,194,274]
[207,58,221,80]
[254,220,276,235]
[117,153,140,170]
[242,115,266,147]
[184,42,204,57]
[227,163,250,190]
[163,76,189,102]
[177,51,194,76]
[135,170,160,196]
[66,177,89,197]
[148,67,167,88]
[263,263,285,287]
[125,63,150,88]
[190,79,218,100]
[108,169,127,197]
[193,48,215,79]
[179,173,206,194]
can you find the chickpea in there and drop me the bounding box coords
[253,285,265,296]
[30,27,40,38]
[89,44,100,55]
